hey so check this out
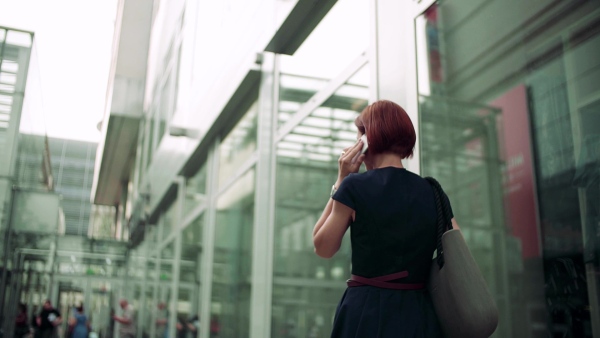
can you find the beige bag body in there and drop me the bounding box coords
[425,177,499,338]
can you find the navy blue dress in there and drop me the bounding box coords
[331,167,450,338]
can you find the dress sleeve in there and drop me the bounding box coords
[332,175,356,210]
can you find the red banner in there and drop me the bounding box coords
[491,85,540,259]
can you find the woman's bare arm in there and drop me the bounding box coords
[313,139,364,258]
[313,201,353,258]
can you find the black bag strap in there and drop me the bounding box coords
[425,177,453,269]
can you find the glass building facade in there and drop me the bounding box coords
[2,0,600,337]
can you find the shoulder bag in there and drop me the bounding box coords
[425,177,499,338]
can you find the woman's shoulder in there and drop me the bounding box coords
[343,168,428,190]
[352,167,418,180]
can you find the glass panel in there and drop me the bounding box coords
[162,200,177,232]
[416,2,600,337]
[272,64,369,336]
[211,168,255,337]
[176,287,193,337]
[141,285,155,337]
[181,217,203,284]
[180,217,203,337]
[185,161,207,216]
[158,73,174,144]
[127,247,147,335]
[57,278,85,335]
[278,0,369,127]
[160,241,175,282]
[144,256,158,337]
[218,101,258,189]
[157,241,174,337]
[89,280,117,338]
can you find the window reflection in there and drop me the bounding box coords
[145,256,159,338]
[181,217,203,283]
[180,218,203,336]
[211,168,255,337]
[185,162,207,216]
[89,281,114,338]
[218,102,258,189]
[162,200,177,232]
[416,2,600,337]
[156,241,174,337]
[160,241,174,282]
[272,64,368,336]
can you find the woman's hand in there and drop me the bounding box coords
[337,139,365,184]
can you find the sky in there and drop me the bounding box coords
[0,0,118,142]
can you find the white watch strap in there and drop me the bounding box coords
[330,184,337,198]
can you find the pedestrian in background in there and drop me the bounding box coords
[112,299,135,338]
[36,300,62,338]
[68,304,90,338]
[15,302,29,338]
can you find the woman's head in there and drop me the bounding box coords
[18,303,26,313]
[355,100,416,159]
[77,304,84,312]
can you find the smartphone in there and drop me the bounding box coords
[360,134,369,154]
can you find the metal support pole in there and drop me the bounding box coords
[0,184,16,331]
[199,141,220,338]
[167,176,185,338]
[368,0,421,173]
[46,237,57,300]
[150,218,164,338]
[137,226,150,338]
[249,51,278,338]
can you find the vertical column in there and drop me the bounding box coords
[167,177,185,338]
[150,217,164,338]
[369,0,421,173]
[0,184,15,327]
[249,52,278,338]
[47,237,57,299]
[484,116,512,337]
[137,227,150,338]
[199,141,219,338]
[132,119,145,201]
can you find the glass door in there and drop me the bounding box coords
[89,280,117,338]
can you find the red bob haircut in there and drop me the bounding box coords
[355,100,416,159]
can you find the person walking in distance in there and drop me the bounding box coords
[113,299,136,338]
[36,300,62,338]
[155,302,168,338]
[68,304,90,338]
[14,303,29,338]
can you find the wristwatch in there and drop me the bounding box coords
[330,184,338,198]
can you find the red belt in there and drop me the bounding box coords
[346,270,425,290]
